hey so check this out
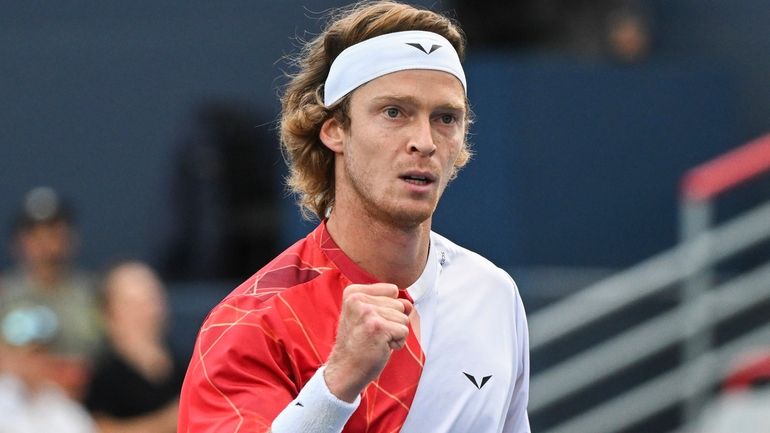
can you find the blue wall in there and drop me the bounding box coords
[651,0,770,141]
[1,0,767,274]
[0,0,443,270]
[433,55,738,267]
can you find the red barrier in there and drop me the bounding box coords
[681,133,770,201]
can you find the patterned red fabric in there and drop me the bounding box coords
[179,222,425,433]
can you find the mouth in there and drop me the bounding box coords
[400,172,437,186]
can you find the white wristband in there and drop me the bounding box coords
[271,365,360,433]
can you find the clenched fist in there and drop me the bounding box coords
[324,283,414,402]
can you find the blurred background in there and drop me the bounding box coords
[1,1,769,432]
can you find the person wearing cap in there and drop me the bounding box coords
[0,187,103,399]
[0,299,97,433]
[178,2,530,432]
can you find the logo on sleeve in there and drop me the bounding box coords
[463,372,492,389]
[406,42,442,54]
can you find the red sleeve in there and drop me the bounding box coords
[178,293,298,433]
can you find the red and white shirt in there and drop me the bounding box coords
[178,222,530,433]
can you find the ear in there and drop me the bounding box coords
[319,116,345,153]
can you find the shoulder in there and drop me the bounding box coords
[430,231,526,323]
[0,269,26,296]
[218,231,338,310]
[197,230,344,345]
[431,231,518,289]
[182,231,346,409]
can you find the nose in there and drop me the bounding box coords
[407,116,436,157]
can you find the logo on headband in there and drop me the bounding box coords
[406,42,442,54]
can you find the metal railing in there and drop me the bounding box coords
[528,133,770,433]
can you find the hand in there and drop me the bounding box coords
[324,283,413,402]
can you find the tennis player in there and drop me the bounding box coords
[178,2,530,432]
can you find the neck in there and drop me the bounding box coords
[326,207,431,289]
[27,262,65,289]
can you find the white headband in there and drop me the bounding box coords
[323,30,466,107]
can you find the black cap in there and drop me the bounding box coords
[15,186,73,231]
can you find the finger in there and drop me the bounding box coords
[388,337,406,350]
[346,283,399,298]
[386,313,410,350]
[384,322,410,348]
[346,292,408,313]
[370,295,410,313]
[398,298,413,316]
[375,305,410,326]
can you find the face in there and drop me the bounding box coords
[105,264,167,338]
[321,69,467,228]
[17,221,75,268]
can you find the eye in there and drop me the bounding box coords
[438,113,457,124]
[384,107,401,118]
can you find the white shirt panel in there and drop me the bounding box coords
[402,232,530,433]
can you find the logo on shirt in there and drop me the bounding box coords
[463,372,492,389]
[406,42,442,54]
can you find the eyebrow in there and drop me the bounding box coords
[369,95,466,112]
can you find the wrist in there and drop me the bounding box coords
[271,365,359,433]
[323,360,364,403]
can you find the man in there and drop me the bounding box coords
[0,186,102,399]
[178,2,530,432]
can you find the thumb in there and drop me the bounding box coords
[399,298,414,316]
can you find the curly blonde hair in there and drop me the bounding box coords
[280,1,471,220]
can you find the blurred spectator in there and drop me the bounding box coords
[0,186,102,399]
[83,261,183,433]
[453,0,652,62]
[605,5,651,62]
[160,101,281,281]
[0,299,97,433]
